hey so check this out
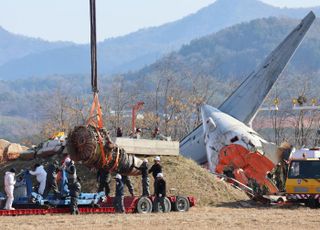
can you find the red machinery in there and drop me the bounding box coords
[215,144,278,195]
[132,101,144,135]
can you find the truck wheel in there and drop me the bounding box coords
[136,197,153,213]
[306,198,317,209]
[174,196,190,212]
[276,197,284,204]
[153,197,171,213]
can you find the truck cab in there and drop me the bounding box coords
[285,148,320,206]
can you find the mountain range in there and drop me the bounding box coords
[1,0,320,80]
[131,17,320,83]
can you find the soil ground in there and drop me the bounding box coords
[1,154,318,229]
[1,204,320,230]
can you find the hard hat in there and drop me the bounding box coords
[136,128,142,132]
[154,156,160,161]
[115,174,122,180]
[64,157,71,164]
[143,159,148,163]
[66,160,74,166]
[156,173,163,178]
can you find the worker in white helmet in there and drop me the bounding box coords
[4,168,16,210]
[154,172,166,212]
[148,156,162,195]
[113,174,124,213]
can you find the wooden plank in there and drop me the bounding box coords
[113,138,179,156]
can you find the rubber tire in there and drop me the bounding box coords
[174,196,190,212]
[276,197,284,204]
[136,197,153,214]
[306,198,317,209]
[153,197,171,213]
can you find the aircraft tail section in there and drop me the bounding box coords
[180,12,315,164]
[219,11,315,125]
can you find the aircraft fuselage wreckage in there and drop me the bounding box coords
[180,11,316,194]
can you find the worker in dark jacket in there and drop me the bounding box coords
[114,174,125,213]
[65,160,81,215]
[121,175,134,196]
[43,160,61,199]
[154,173,166,212]
[96,167,111,196]
[135,159,150,196]
[116,127,123,137]
[148,156,162,194]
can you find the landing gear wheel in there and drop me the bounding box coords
[136,197,153,213]
[174,196,190,212]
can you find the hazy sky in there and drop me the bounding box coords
[0,0,320,43]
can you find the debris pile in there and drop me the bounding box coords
[0,139,28,162]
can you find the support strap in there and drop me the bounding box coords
[87,93,107,166]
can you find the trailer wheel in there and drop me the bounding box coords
[174,196,190,212]
[153,197,171,213]
[136,197,153,214]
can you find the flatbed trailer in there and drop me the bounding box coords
[0,195,195,216]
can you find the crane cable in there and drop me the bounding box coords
[90,0,98,93]
[87,0,107,166]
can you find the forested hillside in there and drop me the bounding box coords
[0,17,319,144]
[1,0,320,79]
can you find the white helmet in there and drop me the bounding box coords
[115,174,122,180]
[143,159,148,163]
[64,157,71,164]
[156,173,163,178]
[154,156,160,162]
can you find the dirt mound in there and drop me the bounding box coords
[0,155,247,206]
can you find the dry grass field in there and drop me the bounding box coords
[1,205,320,230]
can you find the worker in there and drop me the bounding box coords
[65,160,81,215]
[152,127,167,140]
[4,168,16,210]
[96,167,111,197]
[154,173,166,212]
[116,127,123,137]
[135,159,150,196]
[62,153,71,167]
[43,160,61,199]
[134,128,142,139]
[122,175,134,196]
[29,163,47,195]
[151,127,159,139]
[114,174,125,213]
[148,156,162,194]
